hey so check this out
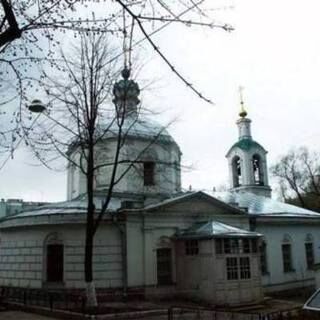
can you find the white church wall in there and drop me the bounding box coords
[67,138,181,201]
[125,203,251,296]
[126,219,144,287]
[176,238,263,305]
[256,222,320,292]
[0,222,123,289]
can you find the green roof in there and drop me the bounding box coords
[227,138,266,155]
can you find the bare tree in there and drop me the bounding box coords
[271,146,320,209]
[27,32,181,307]
[0,1,233,168]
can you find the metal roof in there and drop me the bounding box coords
[3,197,121,220]
[100,115,179,146]
[141,191,246,215]
[208,191,320,217]
[176,221,262,240]
[226,138,266,156]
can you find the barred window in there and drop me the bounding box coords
[240,257,251,279]
[226,257,238,280]
[185,240,199,255]
[305,242,314,270]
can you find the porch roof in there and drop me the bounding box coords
[175,221,262,240]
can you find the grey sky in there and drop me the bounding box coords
[0,0,319,201]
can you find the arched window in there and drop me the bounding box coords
[252,154,264,185]
[282,234,294,273]
[305,234,314,270]
[95,151,109,187]
[143,161,155,186]
[44,233,64,283]
[140,151,158,187]
[70,164,77,193]
[232,156,242,187]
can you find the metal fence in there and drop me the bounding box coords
[167,306,304,320]
[0,287,316,320]
[0,286,85,312]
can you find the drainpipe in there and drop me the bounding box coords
[112,213,128,298]
[120,220,128,298]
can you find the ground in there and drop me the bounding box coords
[0,311,58,320]
[0,296,307,320]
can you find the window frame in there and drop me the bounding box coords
[226,256,252,281]
[143,161,155,186]
[215,238,259,255]
[156,248,173,286]
[46,243,64,283]
[240,257,251,279]
[185,239,199,256]
[282,243,294,273]
[226,257,239,280]
[260,241,268,275]
[305,242,315,270]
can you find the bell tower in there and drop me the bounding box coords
[226,88,272,198]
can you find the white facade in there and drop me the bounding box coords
[0,192,264,305]
[226,114,272,198]
[66,116,181,202]
[256,219,320,292]
[1,99,320,306]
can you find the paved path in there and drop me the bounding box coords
[0,311,58,320]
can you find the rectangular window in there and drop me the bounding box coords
[260,242,268,274]
[215,239,223,254]
[230,239,239,254]
[47,244,64,282]
[240,257,251,279]
[243,239,250,253]
[282,244,293,273]
[143,162,155,186]
[305,243,314,270]
[251,239,258,253]
[226,257,238,280]
[224,239,231,254]
[185,240,199,255]
[157,248,172,285]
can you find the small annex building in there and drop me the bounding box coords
[0,76,320,306]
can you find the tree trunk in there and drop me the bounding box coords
[85,280,97,308]
[85,220,98,307]
[84,120,98,308]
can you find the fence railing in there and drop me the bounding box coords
[0,286,86,312]
[167,306,304,320]
[0,287,315,320]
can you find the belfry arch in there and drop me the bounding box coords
[232,156,242,187]
[226,105,272,197]
[252,154,264,186]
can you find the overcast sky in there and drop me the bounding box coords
[1,0,320,202]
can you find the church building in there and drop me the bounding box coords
[0,74,319,306]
